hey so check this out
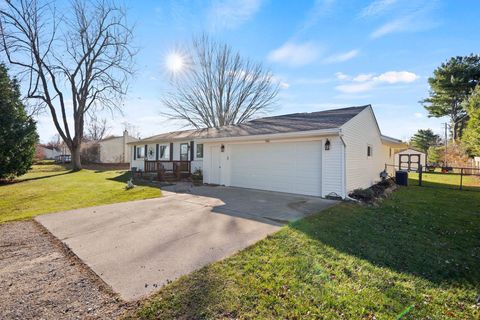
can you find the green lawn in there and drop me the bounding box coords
[130,177,480,319]
[410,171,480,191]
[0,163,161,224]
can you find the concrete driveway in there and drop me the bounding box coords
[36,186,337,301]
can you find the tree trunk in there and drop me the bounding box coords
[70,145,82,171]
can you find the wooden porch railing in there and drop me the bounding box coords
[144,160,191,179]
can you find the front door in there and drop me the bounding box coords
[209,145,221,184]
[180,143,189,161]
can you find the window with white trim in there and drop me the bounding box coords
[196,144,204,159]
[136,146,145,158]
[159,144,170,160]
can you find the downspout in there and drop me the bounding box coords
[339,131,358,202]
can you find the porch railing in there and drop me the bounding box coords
[144,160,191,178]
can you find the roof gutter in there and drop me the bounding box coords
[194,128,342,143]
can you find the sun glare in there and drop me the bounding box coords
[166,52,185,73]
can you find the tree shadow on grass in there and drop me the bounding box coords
[290,183,480,286]
[130,267,229,320]
[2,168,74,185]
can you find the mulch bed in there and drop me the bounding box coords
[0,220,132,319]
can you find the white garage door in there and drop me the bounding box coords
[229,141,322,196]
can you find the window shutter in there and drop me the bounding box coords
[190,141,194,160]
[134,146,136,160]
[169,143,173,161]
[156,144,159,161]
[145,145,147,158]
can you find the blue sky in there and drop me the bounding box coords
[35,0,480,142]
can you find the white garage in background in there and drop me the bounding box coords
[129,105,406,199]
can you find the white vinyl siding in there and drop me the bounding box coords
[341,106,390,191]
[321,136,345,198]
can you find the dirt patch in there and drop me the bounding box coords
[0,220,131,319]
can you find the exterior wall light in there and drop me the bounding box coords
[221,144,225,152]
[325,139,331,151]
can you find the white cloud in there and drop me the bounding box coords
[279,82,290,89]
[359,0,397,18]
[298,0,336,34]
[268,42,321,67]
[335,72,350,80]
[335,70,418,93]
[209,0,263,30]
[353,73,374,82]
[323,49,359,64]
[369,1,440,38]
[370,16,411,38]
[376,71,418,83]
[414,112,423,118]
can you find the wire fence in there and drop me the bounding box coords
[384,164,480,192]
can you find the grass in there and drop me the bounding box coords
[0,163,161,224]
[410,171,480,191]
[129,176,480,319]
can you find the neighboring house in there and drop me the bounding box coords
[129,105,406,198]
[394,148,427,171]
[474,156,480,168]
[95,130,138,163]
[36,145,62,160]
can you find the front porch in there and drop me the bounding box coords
[141,160,192,180]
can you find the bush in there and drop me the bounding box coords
[349,188,375,202]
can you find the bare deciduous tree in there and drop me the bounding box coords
[85,116,109,142]
[121,121,141,139]
[163,36,279,129]
[0,0,135,170]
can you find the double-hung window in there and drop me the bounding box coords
[136,146,145,158]
[196,144,204,159]
[159,145,169,160]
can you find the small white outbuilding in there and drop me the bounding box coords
[394,148,427,171]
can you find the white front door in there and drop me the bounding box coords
[209,145,222,184]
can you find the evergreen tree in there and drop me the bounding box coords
[410,129,441,153]
[462,85,480,156]
[422,54,480,140]
[0,64,38,180]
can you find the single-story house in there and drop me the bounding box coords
[394,148,427,171]
[129,105,406,198]
[97,130,138,163]
[35,144,62,160]
[82,130,138,164]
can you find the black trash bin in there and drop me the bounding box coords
[395,170,408,186]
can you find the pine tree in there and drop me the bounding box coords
[0,64,38,180]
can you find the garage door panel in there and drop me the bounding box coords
[229,141,321,196]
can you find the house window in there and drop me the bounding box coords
[159,145,169,160]
[180,143,189,161]
[196,144,204,159]
[367,145,373,157]
[136,146,145,158]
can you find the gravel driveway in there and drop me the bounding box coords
[0,221,127,319]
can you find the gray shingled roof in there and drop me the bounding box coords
[134,105,369,143]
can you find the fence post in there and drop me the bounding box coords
[460,168,463,190]
[418,164,423,187]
